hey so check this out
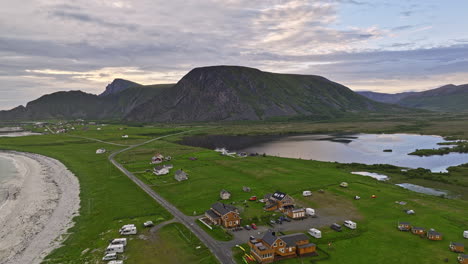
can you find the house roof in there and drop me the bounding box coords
[175,169,187,176]
[154,165,165,170]
[205,209,220,219]
[220,189,230,195]
[271,191,287,200]
[297,243,316,249]
[211,202,237,216]
[399,222,411,225]
[460,254,468,259]
[262,230,279,246]
[280,233,309,247]
[427,231,442,236]
[412,227,425,230]
[451,242,464,246]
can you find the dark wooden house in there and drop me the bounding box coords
[411,227,426,235]
[398,222,411,231]
[427,230,443,241]
[205,202,241,228]
[451,242,465,253]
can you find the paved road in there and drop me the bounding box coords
[68,135,130,147]
[108,129,236,264]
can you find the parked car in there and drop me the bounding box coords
[270,220,276,225]
[330,223,342,232]
[249,196,257,201]
[143,221,154,227]
[276,219,283,224]
[108,261,124,264]
[280,216,291,222]
[245,225,251,230]
[251,223,257,230]
[102,253,117,261]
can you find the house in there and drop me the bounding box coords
[151,153,164,164]
[264,191,295,212]
[153,165,170,176]
[96,148,106,154]
[459,254,468,264]
[450,242,465,253]
[398,222,411,231]
[220,190,231,200]
[248,230,316,264]
[205,202,241,228]
[411,227,426,235]
[286,208,306,219]
[427,230,443,241]
[242,186,251,192]
[174,169,188,181]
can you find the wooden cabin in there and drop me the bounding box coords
[248,230,316,264]
[398,222,411,231]
[451,242,465,253]
[458,254,468,264]
[286,208,306,219]
[411,227,426,235]
[264,191,295,212]
[205,202,241,228]
[427,230,443,241]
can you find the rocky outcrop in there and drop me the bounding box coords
[99,79,141,97]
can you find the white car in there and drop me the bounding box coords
[144,221,154,227]
[102,253,117,261]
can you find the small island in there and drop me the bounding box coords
[383,149,393,152]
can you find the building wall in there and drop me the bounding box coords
[221,211,241,228]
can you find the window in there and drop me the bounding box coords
[279,248,284,253]
[279,242,283,246]
[273,243,277,247]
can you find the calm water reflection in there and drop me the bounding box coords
[239,134,468,173]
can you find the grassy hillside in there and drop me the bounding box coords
[399,92,468,112]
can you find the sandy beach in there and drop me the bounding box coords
[0,151,80,264]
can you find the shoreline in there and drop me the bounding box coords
[0,151,80,264]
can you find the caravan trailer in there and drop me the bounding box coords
[106,244,124,254]
[306,208,316,216]
[344,220,357,230]
[120,227,137,235]
[464,231,468,239]
[110,238,127,247]
[303,191,312,197]
[308,228,322,238]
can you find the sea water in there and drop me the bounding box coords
[0,155,18,206]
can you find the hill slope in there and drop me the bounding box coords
[358,84,468,112]
[125,66,402,122]
[0,82,173,121]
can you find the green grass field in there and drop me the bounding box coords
[116,135,468,264]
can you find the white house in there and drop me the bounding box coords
[96,148,106,154]
[151,153,164,164]
[174,169,188,181]
[220,189,231,200]
[153,166,170,175]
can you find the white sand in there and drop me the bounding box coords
[0,151,80,264]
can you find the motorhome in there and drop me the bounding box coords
[106,244,124,254]
[305,208,316,216]
[102,253,118,261]
[109,261,124,264]
[120,226,137,235]
[302,190,312,197]
[344,220,357,230]
[464,231,468,239]
[308,228,322,238]
[110,238,127,247]
[119,224,135,232]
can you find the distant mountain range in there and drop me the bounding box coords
[358,84,468,112]
[0,65,408,122]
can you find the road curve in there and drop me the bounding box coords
[108,129,235,264]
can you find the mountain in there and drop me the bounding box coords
[125,66,403,122]
[0,83,174,121]
[358,84,468,112]
[99,79,142,96]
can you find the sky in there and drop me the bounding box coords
[1,0,467,110]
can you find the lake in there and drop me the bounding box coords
[181,133,468,173]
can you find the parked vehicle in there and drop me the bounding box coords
[306,208,316,216]
[249,196,257,201]
[110,238,127,247]
[102,253,118,261]
[108,261,124,264]
[245,225,251,230]
[119,224,135,232]
[106,244,124,254]
[464,230,468,239]
[251,223,257,230]
[331,223,342,232]
[270,220,276,225]
[302,190,312,197]
[120,226,137,235]
[308,228,322,238]
[280,216,291,222]
[344,220,357,230]
[276,218,282,224]
[143,221,154,227]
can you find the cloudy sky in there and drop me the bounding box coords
[1,0,467,110]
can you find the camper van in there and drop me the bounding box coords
[109,261,124,264]
[464,230,468,239]
[120,227,137,235]
[110,238,127,247]
[102,253,117,261]
[344,220,357,230]
[119,224,135,232]
[106,244,124,254]
[303,190,312,197]
[306,208,316,216]
[308,228,322,238]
